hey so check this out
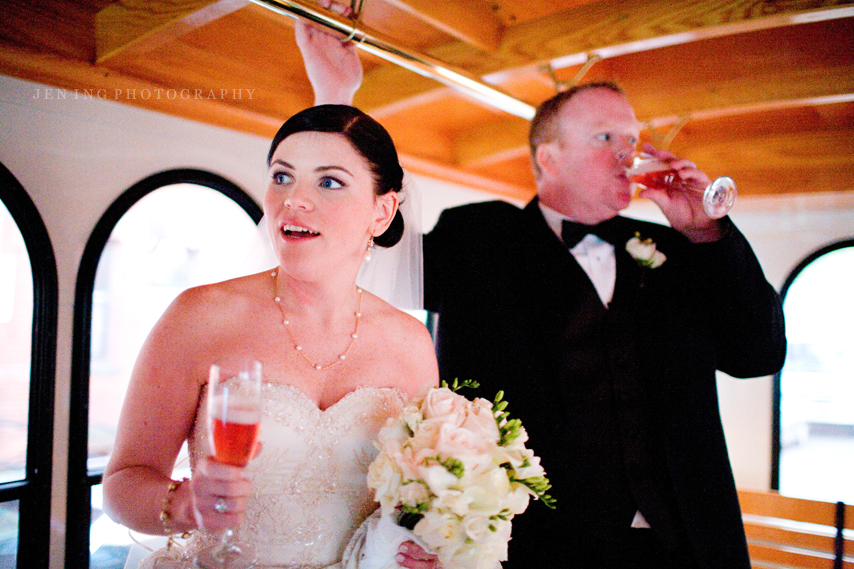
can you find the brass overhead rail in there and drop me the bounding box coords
[249,0,536,120]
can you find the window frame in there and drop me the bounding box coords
[771,237,854,490]
[66,169,262,568]
[0,161,58,569]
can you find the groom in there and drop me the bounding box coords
[422,84,786,569]
[295,20,786,569]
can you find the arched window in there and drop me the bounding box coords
[67,170,262,569]
[0,162,57,569]
[774,239,854,504]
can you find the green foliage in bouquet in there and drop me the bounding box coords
[444,379,556,510]
[493,390,556,509]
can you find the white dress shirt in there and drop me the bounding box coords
[538,203,616,306]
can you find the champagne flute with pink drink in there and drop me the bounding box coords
[627,152,737,219]
[195,357,262,569]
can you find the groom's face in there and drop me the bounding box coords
[537,88,640,224]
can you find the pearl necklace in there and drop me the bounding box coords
[271,270,362,371]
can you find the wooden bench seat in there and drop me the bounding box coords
[738,489,854,569]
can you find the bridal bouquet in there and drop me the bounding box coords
[365,380,554,569]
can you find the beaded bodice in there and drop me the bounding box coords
[144,383,405,569]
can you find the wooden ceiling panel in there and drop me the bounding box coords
[465,154,536,195]
[666,102,854,195]
[382,0,502,51]
[621,18,854,122]
[438,0,854,76]
[0,0,102,61]
[362,82,524,169]
[358,0,457,51]
[102,5,313,119]
[0,0,851,199]
[454,117,531,167]
[489,0,602,27]
[348,2,854,113]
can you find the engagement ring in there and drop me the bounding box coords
[214,497,229,514]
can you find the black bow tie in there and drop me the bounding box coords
[561,218,622,248]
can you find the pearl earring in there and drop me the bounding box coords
[365,236,374,261]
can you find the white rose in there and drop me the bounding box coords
[398,481,431,510]
[434,422,492,475]
[434,489,473,517]
[462,467,511,517]
[460,398,500,442]
[626,235,666,268]
[398,446,425,480]
[512,450,545,480]
[408,418,442,455]
[422,387,468,425]
[444,540,501,569]
[462,513,492,543]
[414,511,465,551]
[366,452,403,516]
[420,463,460,496]
[486,518,512,562]
[504,484,532,515]
[648,250,666,268]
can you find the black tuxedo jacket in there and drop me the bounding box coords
[423,199,786,569]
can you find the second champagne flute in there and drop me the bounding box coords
[195,357,262,569]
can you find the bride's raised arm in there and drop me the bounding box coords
[294,0,363,106]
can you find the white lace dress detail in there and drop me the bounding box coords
[137,384,406,569]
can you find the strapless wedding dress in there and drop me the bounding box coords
[137,384,406,569]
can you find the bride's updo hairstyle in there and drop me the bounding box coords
[267,105,405,247]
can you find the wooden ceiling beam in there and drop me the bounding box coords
[454,117,530,167]
[462,1,854,77]
[351,3,854,113]
[95,0,248,63]
[382,0,502,52]
[446,13,854,167]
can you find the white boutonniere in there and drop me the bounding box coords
[626,232,666,269]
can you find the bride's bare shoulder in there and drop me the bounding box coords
[172,271,269,310]
[147,271,271,342]
[362,293,439,393]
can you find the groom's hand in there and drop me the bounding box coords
[395,540,440,569]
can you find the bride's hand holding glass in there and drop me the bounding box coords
[194,357,263,569]
[191,457,254,534]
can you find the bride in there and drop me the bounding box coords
[102,104,440,568]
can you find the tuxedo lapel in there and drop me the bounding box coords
[520,200,609,313]
[613,239,647,306]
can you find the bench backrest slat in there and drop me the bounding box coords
[738,489,853,569]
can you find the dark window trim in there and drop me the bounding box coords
[771,237,854,490]
[0,161,58,569]
[66,169,261,569]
